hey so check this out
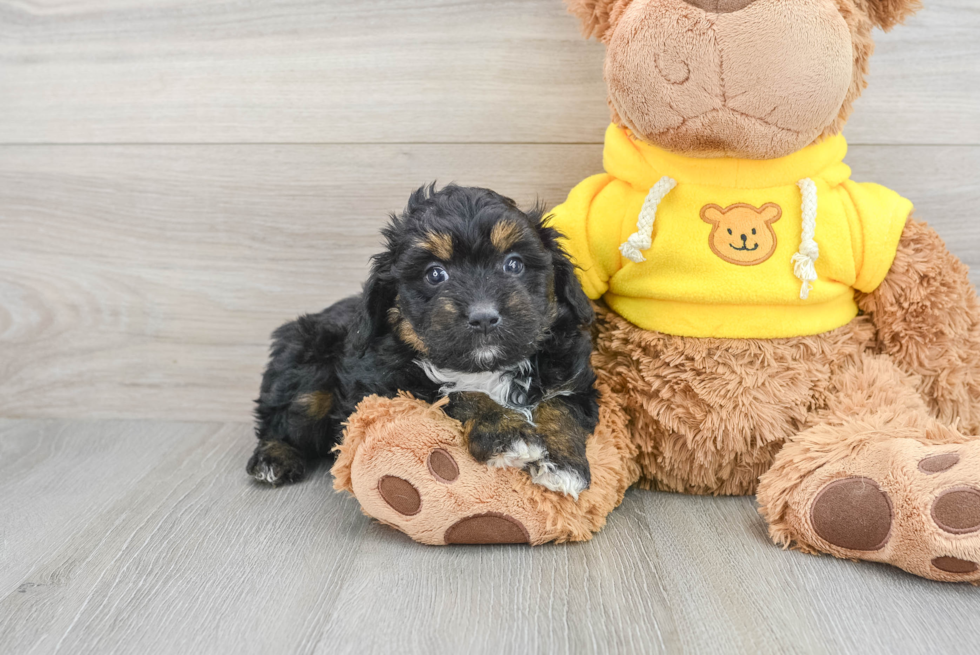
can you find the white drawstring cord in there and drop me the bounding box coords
[793,178,819,299]
[619,176,677,263]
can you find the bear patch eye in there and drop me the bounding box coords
[752,228,757,235]
[425,265,449,286]
[503,254,524,275]
[727,228,732,235]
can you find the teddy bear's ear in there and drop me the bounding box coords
[700,205,725,225]
[863,0,923,31]
[760,203,782,224]
[565,0,633,40]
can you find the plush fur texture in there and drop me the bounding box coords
[591,304,876,495]
[250,184,599,491]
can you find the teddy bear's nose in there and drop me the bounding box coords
[682,0,759,13]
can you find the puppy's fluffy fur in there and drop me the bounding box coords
[249,184,599,496]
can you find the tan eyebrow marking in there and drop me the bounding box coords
[490,221,522,252]
[419,232,453,260]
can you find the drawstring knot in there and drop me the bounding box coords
[793,178,819,299]
[619,176,677,263]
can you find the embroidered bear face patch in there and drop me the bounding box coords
[700,203,782,266]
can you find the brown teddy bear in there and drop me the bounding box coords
[333,0,980,583]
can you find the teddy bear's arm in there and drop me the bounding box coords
[856,217,980,432]
[546,173,622,300]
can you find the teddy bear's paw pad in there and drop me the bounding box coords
[426,448,459,483]
[931,487,980,535]
[918,453,960,474]
[931,556,979,574]
[810,477,893,551]
[444,512,530,545]
[378,476,422,516]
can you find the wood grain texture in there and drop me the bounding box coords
[1,418,978,655]
[0,0,977,145]
[2,143,978,422]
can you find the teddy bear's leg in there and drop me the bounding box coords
[330,389,639,545]
[758,353,980,582]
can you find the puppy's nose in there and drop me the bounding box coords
[467,306,501,334]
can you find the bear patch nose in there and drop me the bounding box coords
[681,0,758,13]
[467,306,500,334]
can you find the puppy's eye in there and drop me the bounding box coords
[503,254,524,275]
[425,265,449,286]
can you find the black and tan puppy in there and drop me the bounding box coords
[249,184,599,497]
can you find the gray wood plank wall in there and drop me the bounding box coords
[1,0,979,422]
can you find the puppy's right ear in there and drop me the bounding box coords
[565,0,633,41]
[349,233,398,354]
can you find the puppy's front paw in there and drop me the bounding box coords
[247,440,306,486]
[465,421,537,465]
[486,437,548,470]
[476,432,591,500]
[464,419,591,499]
[527,455,591,500]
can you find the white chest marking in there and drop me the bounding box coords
[417,359,534,422]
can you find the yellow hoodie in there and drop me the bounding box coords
[548,124,913,339]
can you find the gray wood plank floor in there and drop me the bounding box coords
[1,418,978,655]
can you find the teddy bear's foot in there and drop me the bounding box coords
[760,420,980,582]
[331,392,639,546]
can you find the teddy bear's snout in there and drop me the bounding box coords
[605,0,853,159]
[681,0,759,14]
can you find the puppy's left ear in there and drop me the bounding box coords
[863,0,922,30]
[535,213,594,327]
